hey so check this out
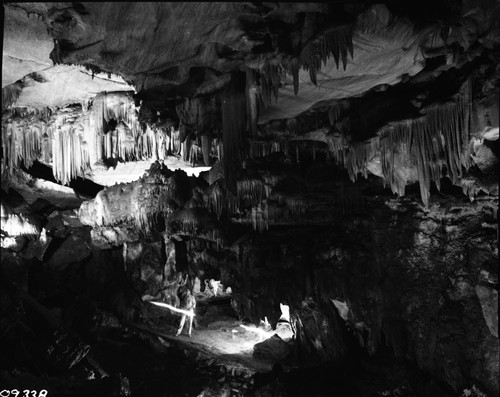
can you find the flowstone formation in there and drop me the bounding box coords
[2,1,499,397]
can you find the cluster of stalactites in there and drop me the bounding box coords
[325,133,378,182]
[51,121,89,185]
[379,122,412,197]
[322,80,473,206]
[249,140,289,158]
[238,196,308,231]
[102,122,182,162]
[201,171,308,231]
[1,91,194,185]
[203,182,239,220]
[237,178,267,206]
[377,80,472,206]
[1,92,141,185]
[167,208,225,248]
[1,119,43,178]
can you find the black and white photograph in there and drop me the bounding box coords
[1,2,498,396]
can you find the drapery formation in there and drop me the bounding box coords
[2,92,142,184]
[0,92,203,185]
[325,132,379,183]
[318,80,473,205]
[376,80,472,205]
[1,119,42,177]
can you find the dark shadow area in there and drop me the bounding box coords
[21,160,104,198]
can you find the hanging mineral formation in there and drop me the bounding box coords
[376,80,472,205]
[221,73,247,187]
[323,80,473,206]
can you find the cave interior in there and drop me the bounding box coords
[1,1,499,397]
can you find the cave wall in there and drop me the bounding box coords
[217,195,498,395]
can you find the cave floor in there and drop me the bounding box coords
[130,317,275,374]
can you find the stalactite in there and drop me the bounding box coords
[1,118,45,176]
[259,61,281,106]
[41,126,51,164]
[145,124,157,161]
[203,181,238,220]
[374,80,473,206]
[1,93,168,185]
[342,140,378,182]
[328,102,349,126]
[325,132,349,156]
[289,57,300,95]
[300,24,354,86]
[284,197,307,215]
[117,121,135,161]
[262,174,283,198]
[246,68,259,136]
[221,73,247,187]
[250,204,269,232]
[216,139,224,162]
[201,135,211,166]
[379,122,412,197]
[249,140,287,158]
[90,91,140,162]
[237,178,266,206]
[2,121,17,176]
[51,122,86,185]
[170,128,181,155]
[321,80,473,206]
[2,83,23,109]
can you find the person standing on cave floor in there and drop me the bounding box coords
[176,289,196,337]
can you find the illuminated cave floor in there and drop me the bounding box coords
[131,320,274,374]
[133,296,276,375]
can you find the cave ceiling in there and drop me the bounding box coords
[4,1,499,118]
[1,1,499,207]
